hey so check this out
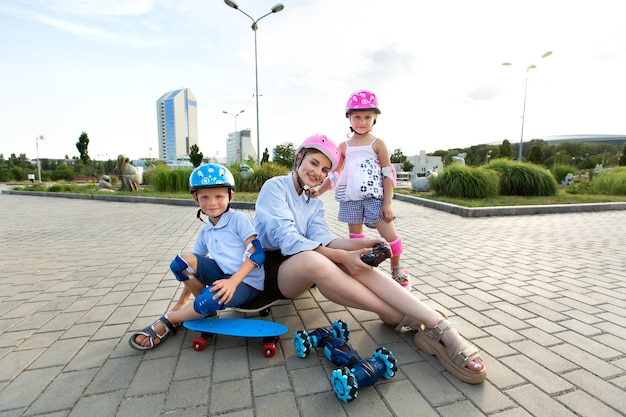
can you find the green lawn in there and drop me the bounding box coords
[10,183,626,207]
[394,188,626,207]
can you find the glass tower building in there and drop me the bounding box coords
[156,88,198,164]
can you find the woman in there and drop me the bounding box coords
[254,133,486,384]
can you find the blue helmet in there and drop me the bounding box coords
[189,163,235,194]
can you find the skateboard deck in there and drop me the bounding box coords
[231,292,286,315]
[182,317,288,357]
[183,317,287,337]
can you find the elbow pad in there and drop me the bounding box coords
[381,165,397,187]
[243,238,265,268]
[326,171,338,189]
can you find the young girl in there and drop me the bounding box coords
[129,163,265,350]
[334,89,410,290]
[254,134,486,384]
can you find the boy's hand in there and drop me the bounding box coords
[210,279,239,305]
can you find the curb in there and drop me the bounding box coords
[0,189,256,210]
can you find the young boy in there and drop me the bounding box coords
[129,163,265,350]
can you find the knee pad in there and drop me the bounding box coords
[193,287,222,315]
[349,233,366,239]
[170,254,195,282]
[389,236,403,257]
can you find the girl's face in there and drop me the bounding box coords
[194,187,231,219]
[348,110,377,134]
[297,150,332,187]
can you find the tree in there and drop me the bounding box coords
[499,139,512,159]
[401,160,414,172]
[390,149,406,163]
[76,132,90,165]
[273,142,296,168]
[189,144,203,167]
[528,145,543,164]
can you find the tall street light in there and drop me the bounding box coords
[503,51,552,162]
[224,0,285,163]
[35,135,45,183]
[223,109,245,161]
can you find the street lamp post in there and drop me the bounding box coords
[224,0,285,163]
[503,51,552,162]
[35,135,45,183]
[223,110,245,161]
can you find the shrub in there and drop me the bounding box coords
[47,184,80,193]
[229,162,289,192]
[430,164,500,198]
[552,164,576,184]
[152,165,194,192]
[487,159,557,196]
[591,167,626,195]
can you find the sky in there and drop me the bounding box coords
[1,0,625,162]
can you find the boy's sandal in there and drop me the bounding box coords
[391,266,411,291]
[128,315,177,351]
[412,310,486,384]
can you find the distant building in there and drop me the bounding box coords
[226,128,255,163]
[156,88,198,165]
[405,150,442,174]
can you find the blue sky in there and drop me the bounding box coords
[1,0,625,161]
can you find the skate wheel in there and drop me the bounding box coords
[263,343,276,358]
[192,337,206,351]
[259,308,270,317]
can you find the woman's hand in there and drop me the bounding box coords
[340,248,376,276]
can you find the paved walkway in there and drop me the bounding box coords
[0,191,625,417]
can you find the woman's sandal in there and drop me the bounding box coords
[391,266,411,291]
[128,315,177,351]
[412,310,486,384]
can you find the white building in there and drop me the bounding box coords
[226,128,256,163]
[405,150,442,174]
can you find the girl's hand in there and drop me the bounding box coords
[210,279,238,305]
[381,203,395,222]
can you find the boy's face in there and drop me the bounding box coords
[348,110,377,134]
[194,186,231,218]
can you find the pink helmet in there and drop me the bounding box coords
[345,89,381,117]
[295,134,341,172]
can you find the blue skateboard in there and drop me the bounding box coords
[183,317,288,357]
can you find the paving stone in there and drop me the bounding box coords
[1,191,625,417]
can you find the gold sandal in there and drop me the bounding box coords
[412,310,486,384]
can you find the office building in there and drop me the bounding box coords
[226,128,256,163]
[156,88,198,165]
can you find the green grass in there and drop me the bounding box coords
[394,188,626,207]
[11,183,626,207]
